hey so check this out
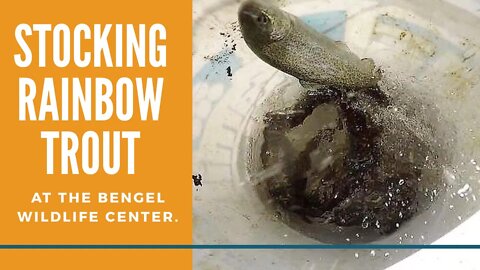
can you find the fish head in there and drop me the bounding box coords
[238,0,291,46]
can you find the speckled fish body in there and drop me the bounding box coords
[238,1,381,89]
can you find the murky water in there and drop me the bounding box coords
[194,0,480,268]
[253,82,450,243]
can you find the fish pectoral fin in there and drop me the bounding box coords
[361,58,375,71]
[335,41,351,52]
[299,79,318,89]
[361,58,383,80]
[299,80,331,92]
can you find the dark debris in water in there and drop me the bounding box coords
[226,66,233,77]
[203,22,239,66]
[193,174,203,190]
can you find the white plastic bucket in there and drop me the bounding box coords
[193,0,480,268]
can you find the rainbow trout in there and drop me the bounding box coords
[238,0,381,89]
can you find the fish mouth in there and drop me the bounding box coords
[239,1,263,24]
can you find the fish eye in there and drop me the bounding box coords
[257,13,269,25]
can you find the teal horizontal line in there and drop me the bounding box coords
[0,245,479,249]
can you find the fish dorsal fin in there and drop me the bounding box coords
[335,41,351,52]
